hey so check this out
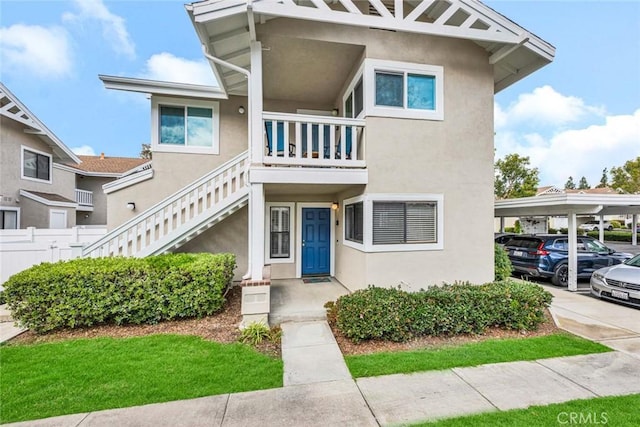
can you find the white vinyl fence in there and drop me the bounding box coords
[0,226,107,287]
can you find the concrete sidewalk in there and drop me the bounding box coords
[5,283,640,426]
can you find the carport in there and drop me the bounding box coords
[495,193,640,291]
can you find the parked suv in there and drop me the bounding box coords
[501,234,633,287]
[578,220,613,232]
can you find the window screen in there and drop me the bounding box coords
[270,207,290,258]
[345,202,364,243]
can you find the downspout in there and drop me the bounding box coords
[201,45,254,280]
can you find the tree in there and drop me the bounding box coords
[140,143,152,160]
[610,157,640,194]
[564,176,576,189]
[578,176,590,190]
[495,153,539,199]
[596,168,608,188]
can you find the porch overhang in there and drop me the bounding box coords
[186,0,555,96]
[250,166,368,185]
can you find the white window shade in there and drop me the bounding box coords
[373,201,437,245]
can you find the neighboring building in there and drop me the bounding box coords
[87,0,555,322]
[61,154,151,226]
[1,83,81,229]
[0,82,149,229]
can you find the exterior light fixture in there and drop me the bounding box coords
[238,106,245,114]
[331,202,339,210]
[126,202,136,211]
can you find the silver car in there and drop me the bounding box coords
[590,254,640,308]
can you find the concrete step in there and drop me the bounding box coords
[269,310,327,326]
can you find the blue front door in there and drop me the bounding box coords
[302,208,331,275]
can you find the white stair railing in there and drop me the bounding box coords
[83,151,249,258]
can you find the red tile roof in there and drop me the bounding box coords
[67,154,150,175]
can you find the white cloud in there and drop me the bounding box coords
[0,24,72,78]
[140,53,217,86]
[496,108,640,187]
[496,85,605,130]
[63,0,135,59]
[71,145,97,156]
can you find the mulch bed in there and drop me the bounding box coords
[7,287,558,359]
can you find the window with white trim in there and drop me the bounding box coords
[372,201,437,245]
[343,194,443,252]
[152,96,220,154]
[345,202,364,243]
[343,59,443,121]
[22,147,51,182]
[270,206,290,259]
[0,209,18,229]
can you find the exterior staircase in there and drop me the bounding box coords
[83,151,249,258]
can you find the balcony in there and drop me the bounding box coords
[263,112,365,168]
[75,189,93,211]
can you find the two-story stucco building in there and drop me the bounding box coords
[86,0,555,323]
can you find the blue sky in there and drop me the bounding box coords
[1,0,639,187]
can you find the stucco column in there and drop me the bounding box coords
[567,211,578,292]
[249,183,265,280]
[249,41,263,165]
[633,214,638,246]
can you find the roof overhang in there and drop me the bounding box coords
[0,83,80,164]
[495,194,640,217]
[187,0,555,96]
[98,75,228,99]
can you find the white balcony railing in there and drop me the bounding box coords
[263,112,365,168]
[75,189,93,206]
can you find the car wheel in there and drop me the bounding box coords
[593,227,598,231]
[551,264,569,287]
[607,226,613,231]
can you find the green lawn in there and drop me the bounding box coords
[346,333,611,378]
[0,334,283,423]
[415,394,640,426]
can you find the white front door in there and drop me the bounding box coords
[49,209,67,229]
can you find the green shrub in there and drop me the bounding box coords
[494,243,513,281]
[504,227,516,233]
[586,231,635,242]
[0,290,5,306]
[333,281,552,343]
[3,253,236,333]
[610,220,622,229]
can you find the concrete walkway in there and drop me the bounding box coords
[0,304,26,343]
[5,282,640,426]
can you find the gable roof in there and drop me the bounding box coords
[0,82,80,164]
[62,154,151,177]
[187,0,555,96]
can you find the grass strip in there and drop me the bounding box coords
[415,393,640,426]
[0,334,283,423]
[346,332,610,378]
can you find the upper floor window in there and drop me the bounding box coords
[21,146,51,183]
[152,96,220,155]
[344,59,444,121]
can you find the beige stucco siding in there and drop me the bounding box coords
[176,206,248,282]
[76,176,111,226]
[1,117,78,228]
[107,95,248,229]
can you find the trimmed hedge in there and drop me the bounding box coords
[586,230,637,242]
[3,253,235,333]
[330,281,552,343]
